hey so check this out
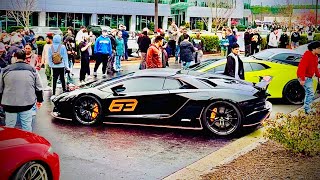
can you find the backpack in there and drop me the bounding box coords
[51,45,62,64]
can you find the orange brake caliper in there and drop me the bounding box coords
[210,108,218,122]
[91,103,99,119]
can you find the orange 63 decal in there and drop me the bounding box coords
[109,99,138,112]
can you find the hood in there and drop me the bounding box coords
[180,41,191,47]
[53,35,62,44]
[0,127,50,149]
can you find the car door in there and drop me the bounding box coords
[103,77,173,120]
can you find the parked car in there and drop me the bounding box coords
[29,26,63,41]
[87,25,112,36]
[51,69,272,136]
[0,127,60,180]
[193,58,318,105]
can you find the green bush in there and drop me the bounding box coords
[261,37,268,50]
[236,25,247,32]
[190,34,219,52]
[263,102,320,156]
[36,41,47,55]
[313,33,320,41]
[299,34,308,45]
[195,21,205,30]
[7,26,24,33]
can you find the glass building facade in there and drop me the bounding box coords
[46,12,91,28]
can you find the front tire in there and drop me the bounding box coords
[283,80,305,105]
[13,161,49,180]
[202,101,242,136]
[73,95,103,125]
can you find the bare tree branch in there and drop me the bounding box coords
[202,0,235,34]
[7,0,36,28]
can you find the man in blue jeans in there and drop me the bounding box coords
[297,41,320,114]
[0,50,43,131]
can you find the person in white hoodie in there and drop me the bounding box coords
[41,33,53,88]
[268,29,279,48]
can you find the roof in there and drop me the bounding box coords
[264,48,298,54]
[132,68,181,77]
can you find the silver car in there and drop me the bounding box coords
[30,26,63,41]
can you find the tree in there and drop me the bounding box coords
[296,10,320,26]
[201,0,235,34]
[7,0,37,28]
[277,0,294,31]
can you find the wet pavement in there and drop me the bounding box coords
[32,58,303,179]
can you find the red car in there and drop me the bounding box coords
[0,127,60,180]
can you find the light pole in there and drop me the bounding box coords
[316,0,319,26]
[154,0,159,33]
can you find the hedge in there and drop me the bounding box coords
[6,26,24,33]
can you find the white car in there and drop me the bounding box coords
[30,26,63,41]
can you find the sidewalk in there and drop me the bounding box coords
[163,97,320,180]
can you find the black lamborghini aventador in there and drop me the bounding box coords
[51,69,272,136]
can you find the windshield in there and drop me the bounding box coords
[189,59,222,71]
[252,50,275,60]
[81,72,134,89]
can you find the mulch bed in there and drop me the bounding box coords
[201,141,320,180]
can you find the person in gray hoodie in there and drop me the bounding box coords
[0,50,43,132]
[48,35,69,100]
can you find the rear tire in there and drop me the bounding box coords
[283,80,305,105]
[13,161,49,180]
[202,101,242,136]
[73,95,103,125]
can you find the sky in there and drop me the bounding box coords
[250,0,317,6]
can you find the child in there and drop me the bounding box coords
[115,31,125,71]
[219,31,229,57]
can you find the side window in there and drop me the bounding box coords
[250,63,269,71]
[243,63,253,72]
[103,77,165,93]
[272,53,289,61]
[206,64,226,74]
[163,78,182,90]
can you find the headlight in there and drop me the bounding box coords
[48,146,54,154]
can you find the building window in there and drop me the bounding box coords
[98,14,130,30]
[0,10,38,30]
[47,12,91,28]
[135,15,163,31]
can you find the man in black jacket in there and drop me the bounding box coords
[223,43,245,80]
[244,28,252,57]
[250,29,262,55]
[138,31,151,70]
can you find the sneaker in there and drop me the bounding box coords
[68,83,75,87]
[79,80,86,85]
[50,95,57,101]
[102,74,107,78]
[93,72,97,78]
[119,68,123,71]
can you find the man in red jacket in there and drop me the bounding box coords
[146,36,163,69]
[297,41,320,114]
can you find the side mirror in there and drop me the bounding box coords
[111,84,126,96]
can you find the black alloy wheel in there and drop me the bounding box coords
[202,101,242,136]
[13,161,49,180]
[283,80,305,105]
[73,95,102,125]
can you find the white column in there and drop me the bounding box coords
[130,15,136,32]
[91,13,97,25]
[38,11,46,26]
[227,18,231,27]
[208,17,213,32]
[162,16,168,30]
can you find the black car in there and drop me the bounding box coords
[51,69,272,136]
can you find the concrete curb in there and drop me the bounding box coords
[163,97,320,180]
